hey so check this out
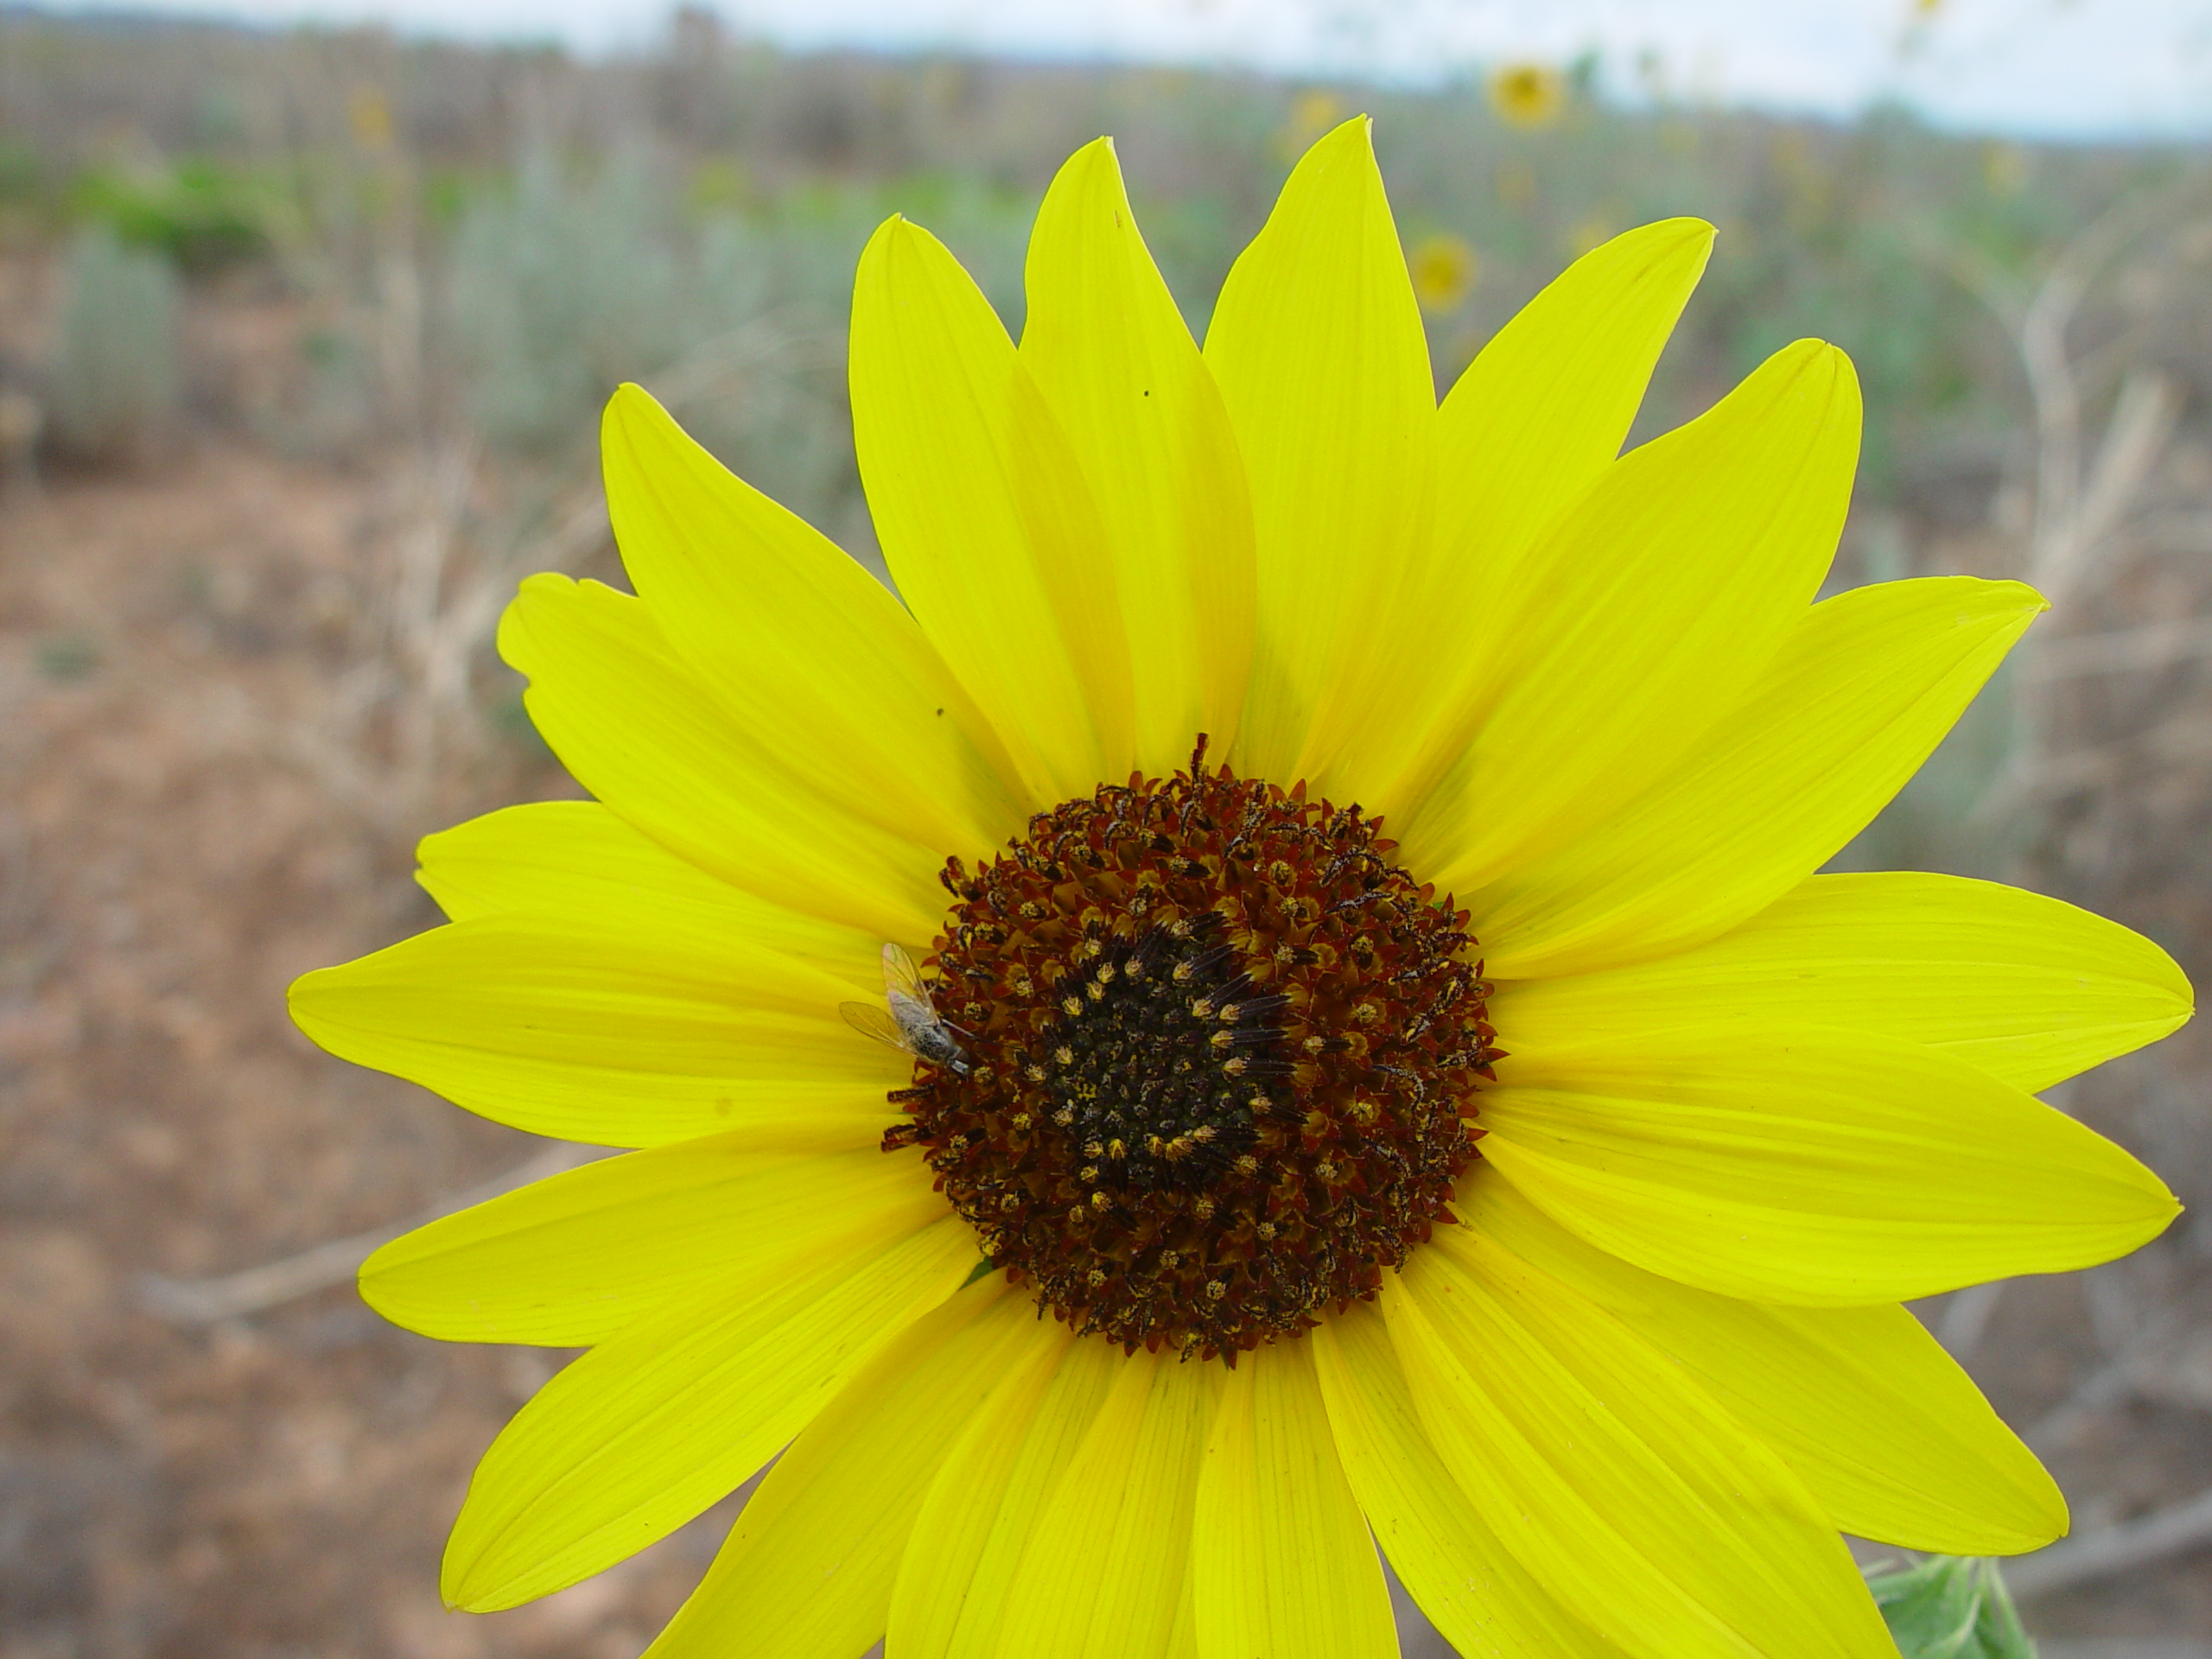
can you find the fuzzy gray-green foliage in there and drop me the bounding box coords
[442,158,1035,557]
[1869,1557,2037,1659]
[448,150,688,452]
[50,223,181,459]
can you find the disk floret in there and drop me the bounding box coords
[887,741,1499,1361]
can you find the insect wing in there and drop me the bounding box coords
[839,999,911,1055]
[880,941,933,1011]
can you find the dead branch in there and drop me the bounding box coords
[2024,616,2212,681]
[2006,1486,2212,1599]
[139,1141,602,1323]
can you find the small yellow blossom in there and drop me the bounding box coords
[1408,232,1480,315]
[347,86,393,154]
[1277,88,1344,161]
[1488,61,1567,129]
[1567,212,1618,257]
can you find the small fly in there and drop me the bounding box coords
[839,942,971,1076]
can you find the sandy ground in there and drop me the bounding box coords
[0,440,746,1659]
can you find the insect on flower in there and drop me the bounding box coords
[841,941,972,1076]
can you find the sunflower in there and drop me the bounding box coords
[1488,62,1568,130]
[290,119,2190,1658]
[1408,232,1479,315]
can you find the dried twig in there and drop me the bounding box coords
[2006,1486,2212,1599]
[1993,707,2212,809]
[2024,616,2212,681]
[1924,189,2202,849]
[2016,203,2167,604]
[2066,368,2183,588]
[140,1141,601,1323]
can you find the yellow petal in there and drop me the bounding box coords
[1491,868,2192,1091]
[1464,575,2045,977]
[1202,117,1437,794]
[1482,1026,2180,1306]
[289,912,904,1147]
[497,572,942,942]
[1461,1168,2067,1554]
[995,1347,1220,1659]
[887,1325,1119,1659]
[1383,1238,1896,1659]
[1021,138,1256,776]
[601,383,1027,855]
[643,1279,1051,1659]
[1310,1304,1626,1659]
[1397,339,1860,890]
[1433,219,1714,621]
[442,1213,975,1611]
[359,1131,930,1345]
[1369,219,1713,810]
[1166,1571,1199,1659]
[1191,1340,1395,1659]
[850,214,1132,801]
[415,798,884,988]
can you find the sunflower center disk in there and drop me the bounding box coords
[887,743,1499,1362]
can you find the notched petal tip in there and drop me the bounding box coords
[354,1254,424,1337]
[1811,339,1862,410]
[598,382,678,502]
[599,381,685,481]
[1033,134,1133,250]
[855,213,1010,347]
[853,213,921,288]
[1611,217,1716,288]
[1287,111,1378,175]
[1951,576,2050,632]
[1671,334,1861,468]
[602,378,656,426]
[869,212,930,255]
[1776,334,1848,387]
[282,957,384,1077]
[2030,1489,2073,1550]
[283,964,334,1046]
[1594,213,1717,266]
[1035,135,1122,219]
[287,957,399,1063]
[441,1545,504,1614]
[1658,213,1719,241]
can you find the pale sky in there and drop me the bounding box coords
[36,0,2212,139]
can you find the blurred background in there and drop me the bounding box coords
[1,0,2209,1654]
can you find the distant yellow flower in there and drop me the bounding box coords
[1408,232,1479,314]
[1489,61,1567,129]
[293,118,2189,1657]
[1567,211,1618,257]
[1278,88,1345,161]
[346,86,393,154]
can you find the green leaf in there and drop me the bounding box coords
[1867,1555,2037,1659]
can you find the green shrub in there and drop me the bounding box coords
[72,158,280,274]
